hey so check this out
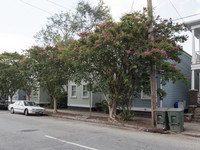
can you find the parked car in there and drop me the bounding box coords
[8,100,45,116]
[0,100,8,110]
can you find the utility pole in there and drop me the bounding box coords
[147,0,156,127]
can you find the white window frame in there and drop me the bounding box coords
[141,90,151,100]
[82,84,88,98]
[71,84,77,98]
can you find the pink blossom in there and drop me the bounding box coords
[113,40,116,43]
[96,40,99,43]
[104,32,107,35]
[41,48,44,50]
[96,44,100,47]
[172,64,176,66]
[19,60,23,64]
[107,37,110,40]
[176,46,179,50]
[188,77,191,80]
[135,17,141,21]
[78,56,80,58]
[184,73,186,76]
[134,52,137,55]
[143,7,146,11]
[58,47,61,51]
[57,56,61,60]
[145,51,152,55]
[43,51,47,54]
[126,50,131,54]
[180,58,182,62]
[147,48,149,51]
[169,18,172,21]
[49,56,53,59]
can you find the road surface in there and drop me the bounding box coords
[0,111,200,150]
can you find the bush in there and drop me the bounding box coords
[57,91,68,108]
[118,110,134,121]
[47,92,68,109]
[102,100,109,114]
[95,102,102,111]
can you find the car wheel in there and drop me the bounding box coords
[11,108,14,114]
[25,109,29,116]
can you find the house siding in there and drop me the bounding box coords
[30,87,51,104]
[162,53,191,108]
[68,81,102,108]
[132,52,191,109]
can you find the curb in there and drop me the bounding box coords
[46,112,200,137]
[47,113,146,131]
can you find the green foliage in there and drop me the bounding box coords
[0,52,24,102]
[65,10,188,120]
[18,57,37,100]
[57,91,68,108]
[95,102,103,111]
[34,0,111,46]
[118,110,134,121]
[26,45,68,112]
[101,100,109,114]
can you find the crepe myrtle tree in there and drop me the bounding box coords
[65,10,188,121]
[18,56,37,101]
[27,45,67,113]
[0,52,24,103]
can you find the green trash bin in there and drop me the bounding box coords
[167,108,184,132]
[154,108,169,130]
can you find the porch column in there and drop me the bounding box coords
[192,69,195,89]
[192,29,195,64]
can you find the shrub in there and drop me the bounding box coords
[102,100,109,114]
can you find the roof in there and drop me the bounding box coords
[185,19,200,39]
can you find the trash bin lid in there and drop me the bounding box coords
[154,108,168,112]
[167,108,183,112]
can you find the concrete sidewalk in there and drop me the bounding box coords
[46,108,200,137]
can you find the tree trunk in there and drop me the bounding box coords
[10,96,13,104]
[53,96,57,113]
[27,94,31,101]
[108,100,117,121]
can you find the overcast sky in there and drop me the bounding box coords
[0,0,200,55]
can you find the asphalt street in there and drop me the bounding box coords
[0,110,200,150]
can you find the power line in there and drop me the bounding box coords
[20,0,52,15]
[173,12,200,21]
[168,0,184,22]
[46,0,69,10]
[130,0,135,12]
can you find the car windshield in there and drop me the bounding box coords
[24,101,37,106]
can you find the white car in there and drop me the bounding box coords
[8,100,45,116]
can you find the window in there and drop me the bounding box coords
[141,91,151,100]
[82,85,88,98]
[71,85,77,97]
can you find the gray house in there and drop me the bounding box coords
[8,90,26,101]
[68,52,191,111]
[132,52,191,112]
[30,87,51,105]
[68,81,103,108]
